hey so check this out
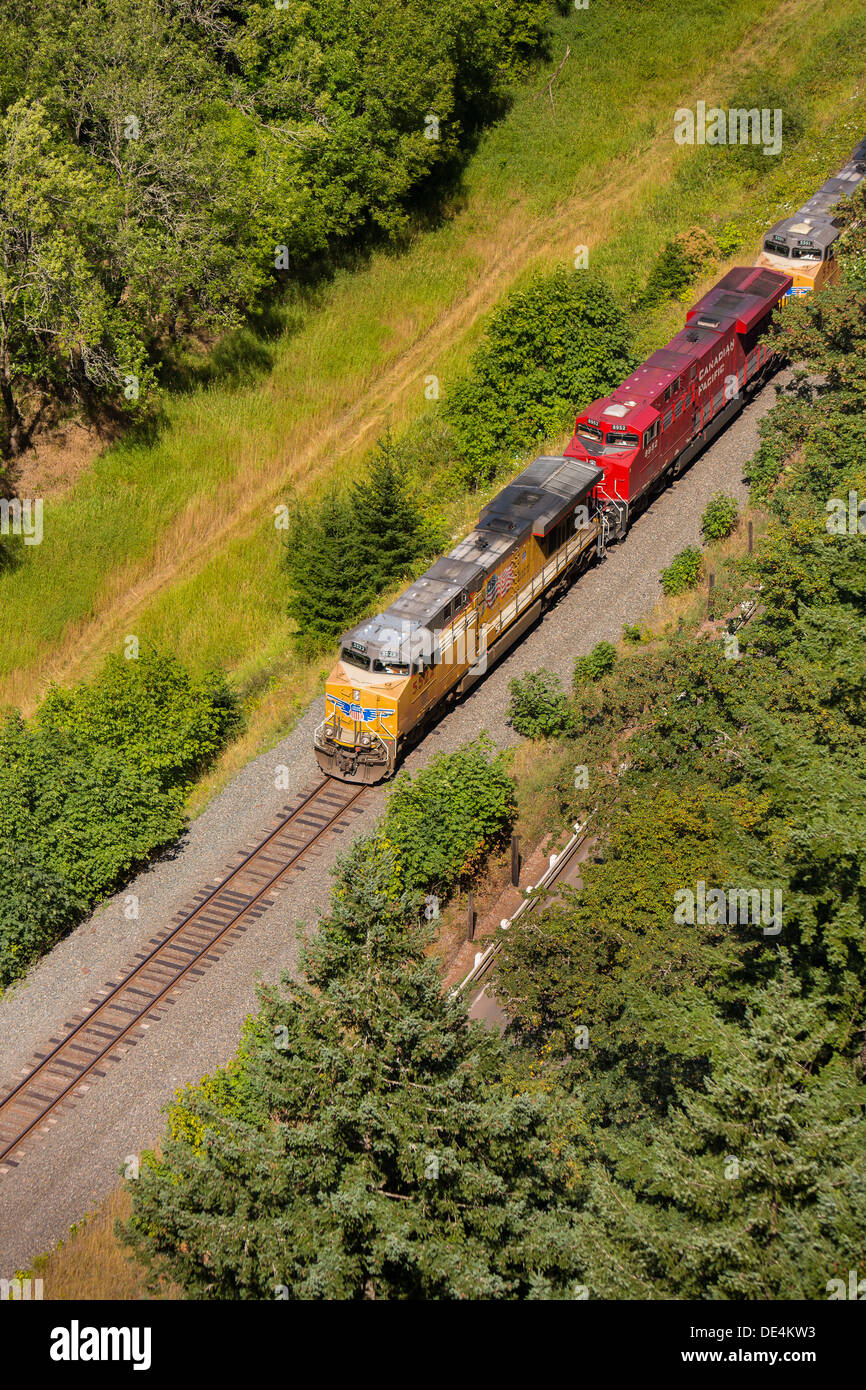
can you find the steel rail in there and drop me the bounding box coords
[0,777,367,1167]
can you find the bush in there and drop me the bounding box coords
[660,546,703,596]
[507,669,578,739]
[0,839,85,989]
[636,227,719,310]
[0,720,187,902]
[0,647,241,985]
[622,623,643,644]
[701,493,739,541]
[444,266,634,486]
[382,736,516,892]
[574,641,617,686]
[37,648,242,796]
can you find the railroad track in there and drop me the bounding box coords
[0,777,367,1173]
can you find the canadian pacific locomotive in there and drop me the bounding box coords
[314,140,864,784]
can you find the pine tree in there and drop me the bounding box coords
[283,489,366,652]
[349,431,423,598]
[577,972,866,1299]
[124,836,590,1299]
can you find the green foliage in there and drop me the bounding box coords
[282,438,435,651]
[125,914,588,1298]
[579,976,866,1299]
[0,838,85,989]
[124,732,585,1300]
[635,226,719,310]
[444,266,634,486]
[0,647,240,983]
[660,545,702,596]
[37,648,241,795]
[0,0,551,455]
[507,668,577,739]
[622,623,643,644]
[573,640,616,686]
[701,491,739,541]
[0,714,186,904]
[382,737,516,893]
[282,489,364,653]
[349,432,427,598]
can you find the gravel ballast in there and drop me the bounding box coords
[0,376,785,1277]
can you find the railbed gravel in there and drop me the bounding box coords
[0,374,787,1276]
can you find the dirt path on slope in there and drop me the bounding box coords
[6,0,823,711]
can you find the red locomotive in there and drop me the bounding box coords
[564,266,792,537]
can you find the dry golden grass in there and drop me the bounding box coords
[28,1187,180,1302]
[3,0,850,722]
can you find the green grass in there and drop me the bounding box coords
[1,0,864,785]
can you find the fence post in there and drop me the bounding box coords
[510,834,520,887]
[467,894,475,942]
[708,571,715,616]
[748,520,753,555]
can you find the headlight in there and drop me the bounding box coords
[360,733,371,746]
[324,722,336,739]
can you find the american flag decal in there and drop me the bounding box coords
[485,574,498,608]
[497,561,515,598]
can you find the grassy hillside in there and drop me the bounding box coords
[1,0,864,805]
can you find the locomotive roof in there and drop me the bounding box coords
[478,455,602,539]
[339,455,600,660]
[577,268,789,426]
[763,136,866,251]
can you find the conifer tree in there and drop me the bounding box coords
[125,836,590,1299]
[283,489,365,652]
[577,973,866,1299]
[349,431,423,598]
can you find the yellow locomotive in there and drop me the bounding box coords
[314,455,602,782]
[756,136,866,296]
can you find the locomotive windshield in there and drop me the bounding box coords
[341,647,371,669]
[575,422,603,443]
[372,658,409,675]
[607,432,640,448]
[574,421,640,451]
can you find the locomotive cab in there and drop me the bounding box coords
[314,635,411,784]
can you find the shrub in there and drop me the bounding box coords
[660,546,703,596]
[0,720,187,902]
[574,641,617,686]
[637,227,719,309]
[622,623,643,644]
[37,648,242,796]
[444,266,634,486]
[507,669,577,739]
[0,647,241,985]
[382,736,516,892]
[701,492,739,541]
[0,839,85,989]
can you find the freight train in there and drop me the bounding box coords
[756,135,866,296]
[313,141,863,784]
